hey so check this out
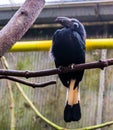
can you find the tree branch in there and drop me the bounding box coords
[1,56,63,130]
[1,57,113,130]
[0,76,56,88]
[1,57,15,130]
[72,120,113,130]
[0,0,45,57]
[0,58,113,78]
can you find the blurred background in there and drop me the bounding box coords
[0,0,113,130]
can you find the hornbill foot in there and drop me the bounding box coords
[64,103,72,122]
[72,101,81,121]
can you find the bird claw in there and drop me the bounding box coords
[58,66,64,72]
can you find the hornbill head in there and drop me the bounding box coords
[55,17,79,28]
[55,17,86,42]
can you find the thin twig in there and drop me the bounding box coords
[0,58,113,78]
[15,82,63,130]
[0,75,56,88]
[1,57,15,130]
[6,81,15,130]
[72,120,113,130]
[2,57,63,130]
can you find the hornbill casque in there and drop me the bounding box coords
[50,17,86,122]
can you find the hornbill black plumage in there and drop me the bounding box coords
[50,17,86,122]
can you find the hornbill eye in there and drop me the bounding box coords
[73,23,79,28]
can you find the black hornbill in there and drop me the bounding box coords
[50,17,86,122]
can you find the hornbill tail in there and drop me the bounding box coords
[64,80,81,122]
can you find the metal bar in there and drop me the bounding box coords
[9,38,113,52]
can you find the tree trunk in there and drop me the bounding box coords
[0,0,45,57]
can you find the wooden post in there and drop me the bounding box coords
[96,25,108,129]
[96,49,107,128]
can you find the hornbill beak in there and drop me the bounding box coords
[55,17,70,22]
[55,17,73,28]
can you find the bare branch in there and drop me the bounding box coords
[0,0,45,57]
[0,58,113,78]
[0,76,56,88]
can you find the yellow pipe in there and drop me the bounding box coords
[10,40,52,52]
[10,38,113,52]
[86,38,113,50]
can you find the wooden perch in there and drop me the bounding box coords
[0,76,56,88]
[0,0,45,57]
[0,58,113,78]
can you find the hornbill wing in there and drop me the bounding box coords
[52,29,85,88]
[64,31,85,122]
[52,29,84,122]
